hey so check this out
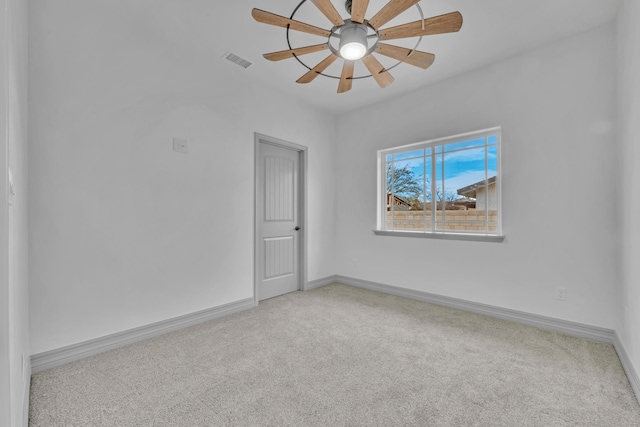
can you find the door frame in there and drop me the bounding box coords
[254,133,308,304]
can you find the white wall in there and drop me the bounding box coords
[0,0,11,418]
[1,0,30,424]
[29,0,336,354]
[617,0,640,388]
[335,25,618,328]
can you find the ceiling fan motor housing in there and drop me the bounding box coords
[338,21,369,60]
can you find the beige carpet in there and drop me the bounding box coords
[29,283,640,426]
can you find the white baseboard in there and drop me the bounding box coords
[614,333,640,404]
[305,276,337,291]
[311,275,615,344]
[31,298,256,373]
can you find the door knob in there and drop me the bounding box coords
[294,226,301,231]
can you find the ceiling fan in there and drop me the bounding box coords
[252,0,463,93]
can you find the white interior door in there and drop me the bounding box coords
[256,140,301,301]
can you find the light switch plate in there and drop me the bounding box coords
[173,138,188,154]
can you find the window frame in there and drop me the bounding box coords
[375,127,504,242]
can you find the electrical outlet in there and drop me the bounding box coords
[556,287,567,301]
[173,138,188,154]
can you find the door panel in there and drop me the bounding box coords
[264,236,294,279]
[257,141,300,301]
[265,156,295,221]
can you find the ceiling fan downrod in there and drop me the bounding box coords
[345,0,352,15]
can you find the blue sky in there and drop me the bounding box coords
[387,136,498,200]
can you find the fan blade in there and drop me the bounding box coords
[252,9,331,38]
[375,43,435,69]
[379,12,463,41]
[297,54,339,84]
[338,60,355,93]
[351,0,370,24]
[264,44,329,61]
[361,55,394,88]
[368,0,420,29]
[311,0,344,26]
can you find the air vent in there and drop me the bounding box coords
[224,51,252,69]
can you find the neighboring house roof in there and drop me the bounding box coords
[449,197,476,208]
[457,176,497,199]
[387,193,411,208]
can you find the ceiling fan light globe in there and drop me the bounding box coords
[339,22,368,60]
[340,42,367,60]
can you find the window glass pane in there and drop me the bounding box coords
[481,177,491,233]
[393,148,424,162]
[386,155,426,230]
[380,129,500,235]
[422,153,433,212]
[435,154,444,230]
[488,144,498,176]
[444,137,486,153]
[390,158,424,199]
[443,147,487,194]
[385,159,395,229]
[486,144,499,233]
[390,212,426,231]
[442,147,487,232]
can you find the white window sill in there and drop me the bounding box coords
[373,229,505,243]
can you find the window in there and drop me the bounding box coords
[377,128,502,239]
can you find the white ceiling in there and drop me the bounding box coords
[108,0,621,115]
